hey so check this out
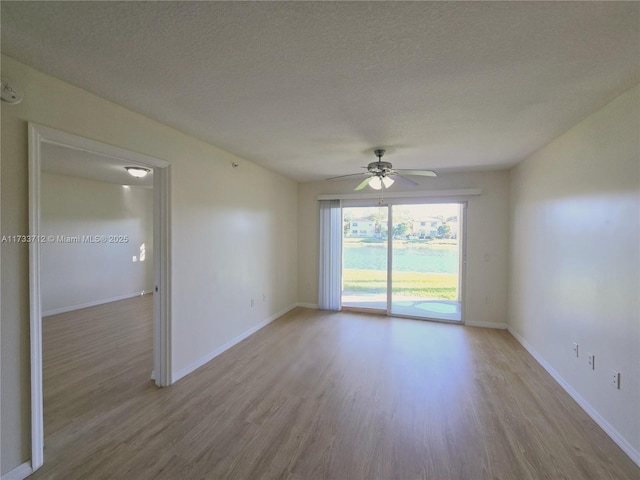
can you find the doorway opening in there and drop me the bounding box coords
[28,123,172,472]
[342,202,465,322]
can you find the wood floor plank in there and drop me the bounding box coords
[33,298,638,480]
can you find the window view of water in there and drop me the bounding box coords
[342,203,463,321]
[344,244,457,274]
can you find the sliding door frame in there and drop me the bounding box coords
[387,201,467,324]
[342,198,467,325]
[341,202,389,314]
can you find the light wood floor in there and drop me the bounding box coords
[36,297,638,480]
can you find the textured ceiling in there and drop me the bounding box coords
[2,2,639,181]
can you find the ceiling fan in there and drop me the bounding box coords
[326,149,436,191]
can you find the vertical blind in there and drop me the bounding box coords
[318,199,342,311]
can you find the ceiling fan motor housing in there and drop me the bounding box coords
[368,160,393,175]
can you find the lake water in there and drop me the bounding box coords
[344,244,458,274]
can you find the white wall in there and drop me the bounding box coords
[509,85,640,460]
[297,170,511,327]
[1,55,298,475]
[40,173,153,315]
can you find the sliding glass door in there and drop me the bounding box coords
[342,202,464,322]
[389,203,462,321]
[341,206,388,311]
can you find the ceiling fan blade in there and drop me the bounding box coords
[325,172,368,180]
[354,177,373,191]
[391,174,419,187]
[394,169,437,177]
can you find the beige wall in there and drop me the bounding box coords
[509,85,640,457]
[0,56,298,474]
[41,173,154,314]
[297,170,511,327]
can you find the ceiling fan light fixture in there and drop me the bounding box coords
[382,176,394,188]
[369,176,382,190]
[125,166,151,178]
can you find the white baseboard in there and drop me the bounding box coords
[296,303,318,309]
[1,462,32,480]
[465,321,508,329]
[507,326,640,467]
[173,304,297,383]
[43,289,153,316]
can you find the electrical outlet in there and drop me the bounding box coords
[263,294,266,302]
[611,370,620,390]
[587,353,595,370]
[572,342,579,357]
[250,298,255,307]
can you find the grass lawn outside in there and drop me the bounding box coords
[343,269,457,300]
